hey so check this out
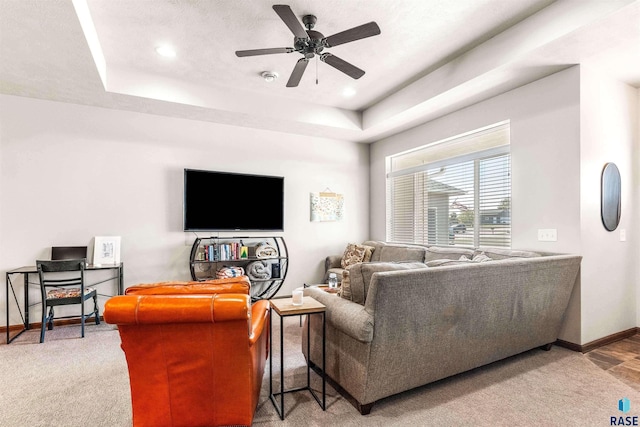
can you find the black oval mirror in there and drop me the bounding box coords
[601,162,621,231]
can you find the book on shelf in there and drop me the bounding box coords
[199,241,254,262]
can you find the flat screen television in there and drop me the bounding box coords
[183,169,284,231]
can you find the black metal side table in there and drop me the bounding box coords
[269,296,326,420]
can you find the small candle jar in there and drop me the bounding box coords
[292,289,304,306]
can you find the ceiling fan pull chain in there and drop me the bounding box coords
[316,56,319,85]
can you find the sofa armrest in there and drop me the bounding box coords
[325,255,343,271]
[324,255,344,283]
[306,288,374,343]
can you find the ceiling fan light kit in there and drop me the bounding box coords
[235,4,381,87]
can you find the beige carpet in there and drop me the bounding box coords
[2,317,639,426]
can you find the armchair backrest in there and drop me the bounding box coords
[124,276,251,295]
[104,277,268,427]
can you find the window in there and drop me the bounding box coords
[386,122,511,248]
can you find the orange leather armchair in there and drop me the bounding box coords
[104,277,269,427]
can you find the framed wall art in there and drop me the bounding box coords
[310,190,344,222]
[92,236,121,266]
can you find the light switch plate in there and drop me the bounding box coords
[538,229,557,242]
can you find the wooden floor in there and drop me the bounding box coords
[585,333,640,391]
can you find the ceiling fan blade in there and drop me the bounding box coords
[286,58,309,87]
[320,53,365,79]
[324,22,381,47]
[273,5,308,39]
[235,47,293,57]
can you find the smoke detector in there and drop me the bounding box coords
[261,71,279,83]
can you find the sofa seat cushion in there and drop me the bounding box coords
[474,247,541,260]
[341,262,428,305]
[424,246,474,262]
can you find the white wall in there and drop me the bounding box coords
[637,88,640,329]
[371,67,583,250]
[636,86,640,330]
[579,67,639,343]
[0,95,370,326]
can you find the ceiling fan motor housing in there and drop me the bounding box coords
[294,27,325,58]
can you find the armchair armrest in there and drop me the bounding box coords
[306,288,373,343]
[249,300,269,345]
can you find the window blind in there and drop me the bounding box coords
[386,123,511,248]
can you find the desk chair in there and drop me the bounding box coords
[36,259,99,343]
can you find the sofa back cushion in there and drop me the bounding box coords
[341,262,428,305]
[379,245,426,263]
[362,241,386,262]
[424,246,474,262]
[473,247,541,260]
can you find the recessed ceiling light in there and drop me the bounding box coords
[261,71,279,83]
[342,87,356,97]
[155,46,176,58]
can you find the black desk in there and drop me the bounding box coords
[5,263,123,344]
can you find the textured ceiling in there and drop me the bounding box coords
[86,0,554,110]
[1,0,639,142]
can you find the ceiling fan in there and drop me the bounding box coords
[235,5,381,87]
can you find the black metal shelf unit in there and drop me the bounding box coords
[189,236,288,301]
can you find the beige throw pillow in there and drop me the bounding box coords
[339,269,351,300]
[362,245,375,262]
[341,243,368,269]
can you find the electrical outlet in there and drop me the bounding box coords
[538,229,557,242]
[620,229,626,242]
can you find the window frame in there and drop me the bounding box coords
[386,124,511,248]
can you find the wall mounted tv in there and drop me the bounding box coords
[183,169,284,232]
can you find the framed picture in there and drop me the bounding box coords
[310,191,344,222]
[93,236,121,266]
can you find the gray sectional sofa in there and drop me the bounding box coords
[304,241,581,415]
